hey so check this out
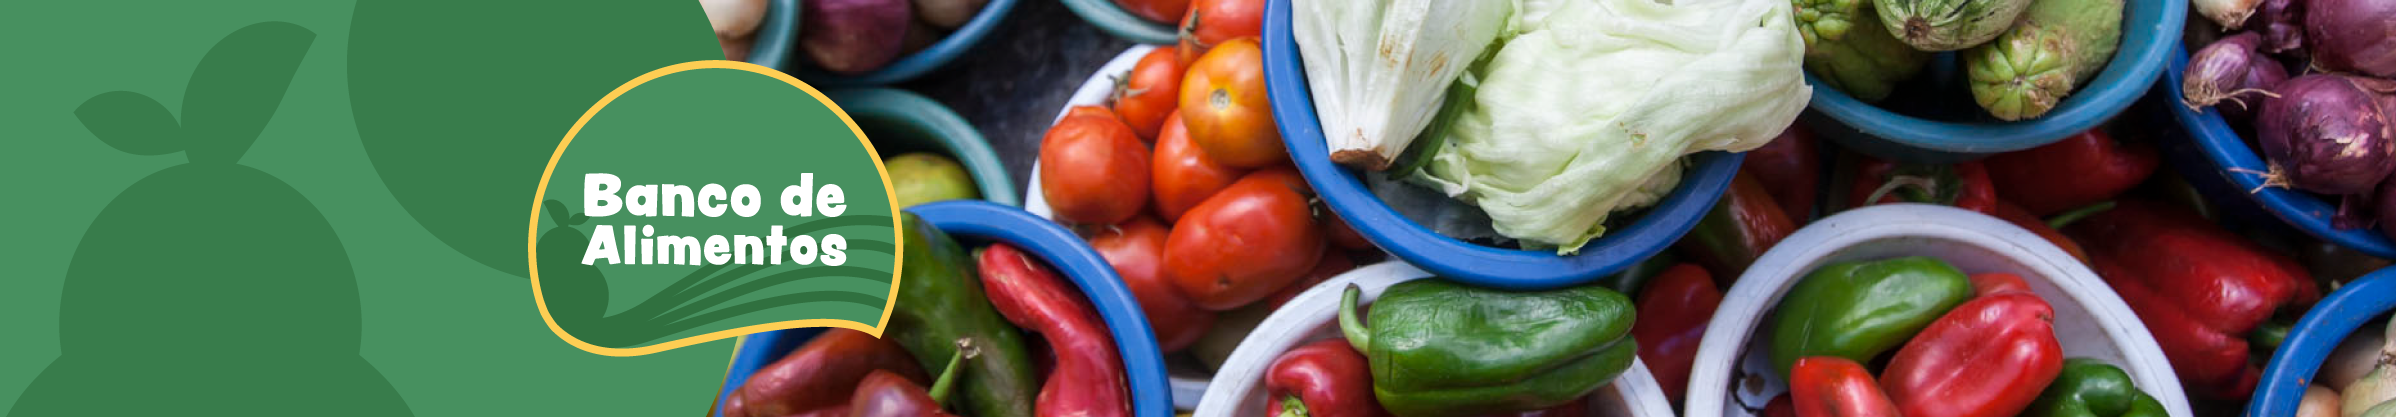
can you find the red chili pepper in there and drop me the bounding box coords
[1984,129,2159,216]
[1676,171,1797,281]
[977,244,1131,417]
[729,328,927,417]
[1991,200,2092,264]
[1880,291,2064,417]
[1746,125,1823,220]
[1788,357,1901,417]
[1847,158,1998,215]
[2066,201,2318,399]
[1762,394,1796,417]
[851,346,969,417]
[1265,339,1387,417]
[1630,264,1720,404]
[1970,272,2034,296]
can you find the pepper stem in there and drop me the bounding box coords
[2045,201,2117,230]
[1278,395,1311,417]
[929,338,974,407]
[1339,284,1371,352]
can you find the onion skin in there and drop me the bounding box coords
[2257,75,2396,195]
[2196,0,2263,29]
[2304,384,2344,417]
[2184,32,2289,123]
[2255,0,2305,54]
[2306,0,2396,77]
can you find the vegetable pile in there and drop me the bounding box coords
[722,216,1130,417]
[1294,0,1813,253]
[2182,0,2396,240]
[697,0,991,73]
[2302,315,2396,417]
[1798,0,2126,120]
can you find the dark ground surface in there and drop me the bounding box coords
[898,0,1139,197]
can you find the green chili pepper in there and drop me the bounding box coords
[889,214,1037,417]
[1768,256,1974,376]
[2023,358,2170,417]
[1339,280,1637,417]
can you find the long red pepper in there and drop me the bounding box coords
[1265,339,1387,417]
[1880,291,2064,417]
[1984,129,2159,216]
[2066,199,2318,399]
[1631,264,1720,404]
[730,328,927,417]
[1747,125,1823,220]
[1788,357,1901,417]
[977,244,1130,417]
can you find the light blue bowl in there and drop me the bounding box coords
[715,201,1172,417]
[1260,0,1742,290]
[744,0,801,71]
[2163,46,2396,258]
[1059,0,1178,44]
[787,0,1021,86]
[2249,268,2396,417]
[824,88,1018,206]
[1807,0,2184,163]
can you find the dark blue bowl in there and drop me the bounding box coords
[743,0,801,71]
[2163,45,2396,258]
[2248,268,2396,417]
[1805,0,2183,163]
[1260,0,1740,290]
[713,201,1171,417]
[787,0,1020,86]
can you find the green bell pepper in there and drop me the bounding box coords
[2024,358,2169,417]
[889,213,1038,417]
[1768,256,1973,376]
[1339,280,1637,417]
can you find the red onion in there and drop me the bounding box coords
[2305,0,2396,77]
[2185,33,2290,123]
[2255,0,2304,54]
[2258,74,2396,195]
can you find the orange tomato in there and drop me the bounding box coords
[1179,38,1284,168]
[1175,0,1264,62]
[1112,0,1190,25]
[1040,106,1151,225]
[1150,111,1247,222]
[1114,47,1184,142]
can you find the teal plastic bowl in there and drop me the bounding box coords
[1805,0,2184,163]
[788,0,1021,85]
[743,0,801,70]
[824,88,1018,206]
[1059,0,1178,44]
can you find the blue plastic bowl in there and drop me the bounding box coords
[1260,0,1742,290]
[744,0,801,71]
[714,200,1171,417]
[2249,269,2396,417]
[825,88,1019,206]
[1806,0,2183,163]
[785,0,1021,86]
[2163,46,2396,258]
[1058,0,1177,44]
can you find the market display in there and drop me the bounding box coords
[2181,0,2396,241]
[1800,0,2125,120]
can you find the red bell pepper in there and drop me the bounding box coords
[1676,172,1797,282]
[1847,157,1998,215]
[850,347,968,417]
[2067,201,2318,399]
[1880,291,2064,417]
[1630,264,1720,404]
[1266,339,1387,417]
[1747,125,1823,220]
[729,328,928,417]
[1788,357,1901,417]
[1984,129,2159,216]
[1992,200,2092,264]
[1762,394,1796,417]
[1970,272,2033,296]
[978,244,1131,417]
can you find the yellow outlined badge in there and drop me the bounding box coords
[527,60,902,357]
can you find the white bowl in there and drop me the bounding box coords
[1194,261,1677,417]
[1022,44,1220,409]
[1682,204,2191,417]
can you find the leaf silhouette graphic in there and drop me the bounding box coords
[74,92,179,155]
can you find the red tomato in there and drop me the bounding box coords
[1258,247,1350,310]
[1088,216,1213,353]
[1151,110,1247,222]
[1112,0,1190,25]
[1041,106,1152,225]
[1322,211,1370,250]
[1180,39,1284,168]
[1176,0,1264,62]
[1114,47,1184,141]
[1166,167,1324,310]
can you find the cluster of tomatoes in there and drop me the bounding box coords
[1037,0,1374,353]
